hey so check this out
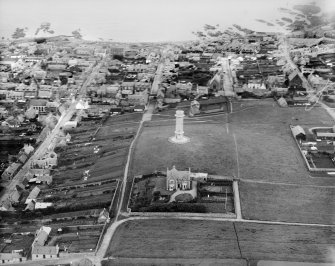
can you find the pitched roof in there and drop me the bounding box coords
[199,96,228,106]
[316,132,335,138]
[32,245,59,255]
[33,226,51,246]
[277,97,288,107]
[29,99,48,106]
[288,70,301,81]
[0,198,12,211]
[0,252,24,260]
[291,125,306,137]
[167,166,190,181]
[18,153,28,163]
[26,186,40,202]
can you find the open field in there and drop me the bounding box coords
[133,99,334,185]
[105,219,241,259]
[235,221,335,262]
[232,122,308,183]
[129,99,335,225]
[227,100,335,224]
[231,100,333,126]
[131,122,236,176]
[239,181,335,224]
[105,219,335,263]
[229,100,334,184]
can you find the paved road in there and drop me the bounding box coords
[279,36,314,92]
[221,57,234,95]
[150,61,164,95]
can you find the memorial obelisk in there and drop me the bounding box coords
[168,110,190,144]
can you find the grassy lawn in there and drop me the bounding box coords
[229,101,335,224]
[105,219,335,262]
[232,122,309,183]
[105,219,241,259]
[239,181,335,224]
[230,100,333,184]
[235,221,335,262]
[130,99,335,224]
[133,99,334,184]
[231,100,333,126]
[131,122,237,176]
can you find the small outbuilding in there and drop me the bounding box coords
[291,125,306,140]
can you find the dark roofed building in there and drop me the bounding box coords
[198,96,230,113]
[288,70,304,90]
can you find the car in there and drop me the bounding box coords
[19,133,26,137]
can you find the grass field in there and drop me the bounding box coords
[235,221,335,262]
[229,100,334,184]
[105,219,335,263]
[131,122,236,176]
[127,99,335,227]
[228,101,335,224]
[239,181,335,224]
[105,219,241,259]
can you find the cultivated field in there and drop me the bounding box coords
[33,115,141,215]
[105,219,335,263]
[54,117,140,186]
[0,233,34,254]
[49,227,101,253]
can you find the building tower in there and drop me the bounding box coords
[168,110,190,144]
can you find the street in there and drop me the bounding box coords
[0,57,106,204]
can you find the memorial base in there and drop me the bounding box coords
[168,136,190,144]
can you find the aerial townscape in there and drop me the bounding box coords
[0,1,334,266]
